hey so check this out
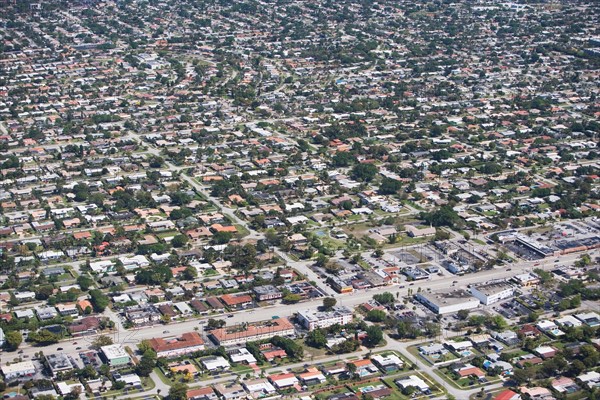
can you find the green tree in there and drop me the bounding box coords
[76,275,94,291]
[138,340,152,353]
[4,331,23,351]
[182,266,198,281]
[171,234,189,248]
[421,206,461,228]
[211,231,233,244]
[28,329,61,345]
[351,163,378,182]
[135,265,173,285]
[89,289,110,312]
[373,292,395,304]
[271,336,303,359]
[91,335,113,349]
[364,325,384,347]
[322,297,337,310]
[148,156,164,168]
[306,328,327,348]
[331,151,356,167]
[512,367,535,385]
[378,177,402,195]
[457,309,470,320]
[282,293,303,304]
[206,318,226,330]
[366,309,387,322]
[136,349,157,377]
[346,361,358,379]
[168,382,188,400]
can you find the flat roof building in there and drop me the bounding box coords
[46,353,75,376]
[100,344,131,367]
[395,375,429,393]
[253,285,283,301]
[297,306,353,331]
[470,281,515,305]
[201,356,230,371]
[1,361,36,380]
[416,290,480,314]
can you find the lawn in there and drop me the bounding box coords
[407,344,458,365]
[102,375,155,397]
[381,371,445,400]
[384,235,430,249]
[435,367,502,390]
[372,350,412,373]
[233,223,250,237]
[231,364,254,374]
[156,230,179,239]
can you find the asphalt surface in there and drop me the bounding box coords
[13,250,586,362]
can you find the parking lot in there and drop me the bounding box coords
[505,242,545,261]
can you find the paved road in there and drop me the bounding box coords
[177,172,263,241]
[111,332,507,400]
[15,251,584,361]
[274,249,338,297]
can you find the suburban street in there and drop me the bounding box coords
[12,251,581,360]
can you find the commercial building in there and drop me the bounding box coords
[416,290,480,314]
[470,281,515,305]
[68,316,101,336]
[512,272,540,287]
[210,318,295,347]
[125,305,161,325]
[1,361,36,380]
[513,234,556,258]
[403,267,429,281]
[297,306,353,331]
[148,332,205,358]
[253,285,283,301]
[46,353,75,376]
[100,344,131,367]
[220,293,253,309]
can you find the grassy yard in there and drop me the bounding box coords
[102,375,155,398]
[384,235,430,248]
[233,223,250,237]
[407,344,458,366]
[435,367,502,390]
[231,364,254,374]
[156,230,179,239]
